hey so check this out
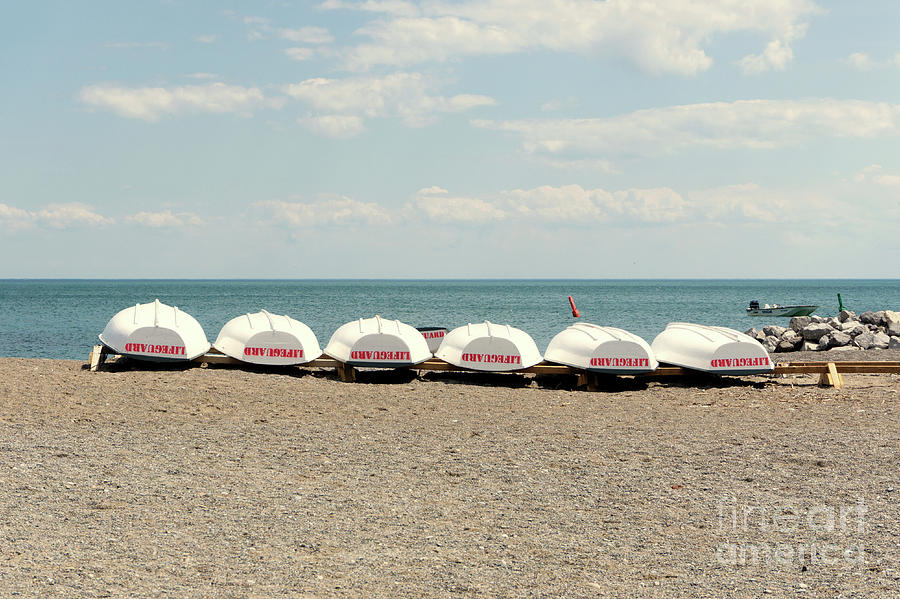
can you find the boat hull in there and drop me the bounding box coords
[544,323,658,374]
[417,327,448,353]
[435,321,542,372]
[747,305,818,317]
[99,299,210,362]
[214,310,322,366]
[651,322,773,375]
[325,316,431,367]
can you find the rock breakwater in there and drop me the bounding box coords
[746,310,900,353]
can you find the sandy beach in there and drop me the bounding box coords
[0,353,897,598]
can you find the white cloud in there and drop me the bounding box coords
[406,182,843,228]
[842,52,900,71]
[737,37,796,74]
[254,196,391,227]
[284,47,315,61]
[127,210,205,228]
[277,26,333,44]
[240,16,334,44]
[195,34,219,44]
[683,184,782,223]
[875,174,900,187]
[853,164,900,188]
[844,52,874,71]
[333,0,820,75]
[613,188,689,223]
[474,99,900,159]
[407,186,506,223]
[284,72,496,132]
[300,114,366,138]
[502,185,609,222]
[0,203,34,230]
[2,203,113,230]
[79,82,266,121]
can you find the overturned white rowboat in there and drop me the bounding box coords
[214,310,322,365]
[651,322,773,375]
[544,323,658,374]
[435,321,542,372]
[324,315,431,367]
[99,299,210,362]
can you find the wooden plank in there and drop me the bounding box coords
[778,361,900,368]
[335,362,357,383]
[818,362,844,388]
[87,346,900,387]
[775,363,900,374]
[88,345,104,372]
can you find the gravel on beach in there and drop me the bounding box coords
[0,352,898,598]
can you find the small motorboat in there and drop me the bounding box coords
[544,323,658,374]
[746,300,818,317]
[417,326,449,353]
[325,315,431,367]
[651,322,773,375]
[214,310,322,365]
[99,299,210,361]
[435,321,542,372]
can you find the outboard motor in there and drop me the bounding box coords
[749,300,759,310]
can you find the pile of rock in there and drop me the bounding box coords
[745,310,900,353]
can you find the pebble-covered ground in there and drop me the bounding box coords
[0,353,897,598]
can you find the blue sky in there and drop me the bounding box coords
[2,1,899,278]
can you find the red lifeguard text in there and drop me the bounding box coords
[244,347,303,359]
[590,357,649,367]
[710,357,770,368]
[461,353,521,365]
[125,343,186,355]
[350,350,411,361]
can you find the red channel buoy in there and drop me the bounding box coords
[568,295,581,318]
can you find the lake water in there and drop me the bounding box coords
[0,279,897,360]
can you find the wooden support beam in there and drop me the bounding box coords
[88,344,106,372]
[335,361,357,383]
[818,362,844,388]
[86,346,898,391]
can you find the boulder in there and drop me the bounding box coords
[838,310,857,323]
[776,339,797,353]
[763,335,778,353]
[884,310,900,326]
[828,331,852,348]
[853,331,875,350]
[801,341,820,352]
[816,336,831,351]
[801,323,832,341]
[790,316,811,332]
[829,346,857,352]
[859,311,878,325]
[763,325,788,338]
[887,321,900,337]
[781,329,801,347]
[744,328,766,343]
[890,337,900,350]
[826,317,842,329]
[873,331,891,349]
[841,320,865,334]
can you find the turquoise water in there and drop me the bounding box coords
[0,279,897,360]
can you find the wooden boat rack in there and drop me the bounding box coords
[88,345,900,389]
